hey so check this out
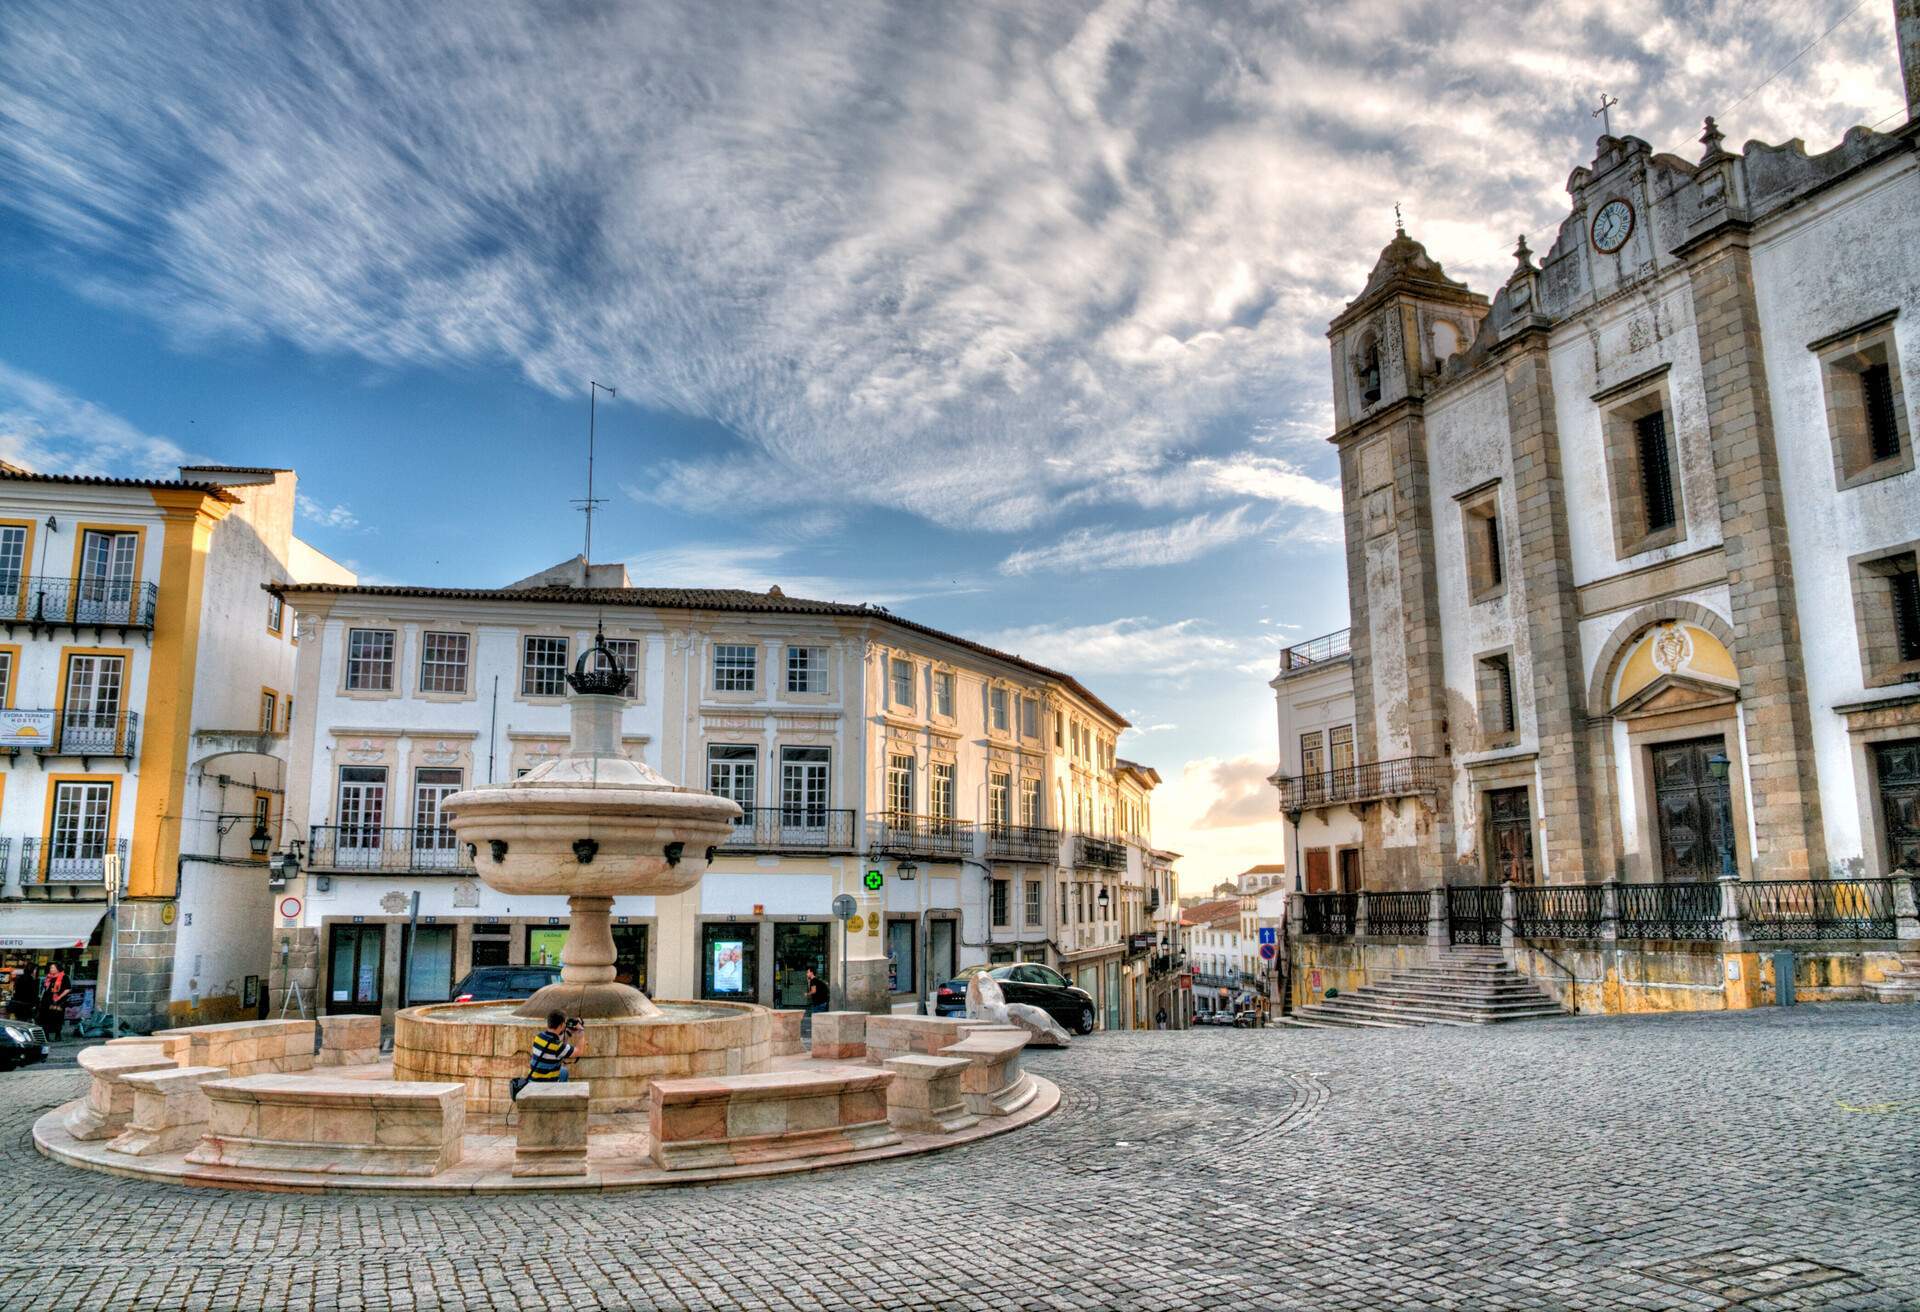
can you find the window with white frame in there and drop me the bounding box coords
[49,779,113,872]
[707,745,758,820]
[345,628,396,691]
[988,771,1009,831]
[990,879,1010,928]
[412,768,462,860]
[420,631,470,694]
[1024,879,1042,926]
[780,746,830,826]
[886,753,915,817]
[713,643,757,692]
[785,645,824,694]
[603,638,640,697]
[1020,696,1039,738]
[1022,778,1042,827]
[336,766,388,851]
[889,656,913,708]
[990,687,1009,732]
[63,653,123,738]
[930,761,954,823]
[521,635,570,697]
[0,649,10,708]
[933,670,954,717]
[0,524,24,597]
[259,689,278,733]
[266,591,284,635]
[1054,712,1063,748]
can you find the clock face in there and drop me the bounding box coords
[1591,198,1634,253]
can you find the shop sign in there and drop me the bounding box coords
[847,914,865,934]
[0,708,54,747]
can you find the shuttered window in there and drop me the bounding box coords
[1635,411,1676,533]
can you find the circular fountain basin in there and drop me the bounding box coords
[393,998,772,1123]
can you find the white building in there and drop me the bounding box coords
[270,564,1166,1026]
[1269,631,1365,891]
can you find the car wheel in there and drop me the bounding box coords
[1075,1004,1095,1036]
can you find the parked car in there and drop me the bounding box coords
[451,965,563,1003]
[0,1017,49,1070]
[933,962,1098,1035]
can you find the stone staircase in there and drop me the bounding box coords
[1277,949,1566,1029]
[1867,951,1920,1003]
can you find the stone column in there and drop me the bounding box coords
[1685,234,1827,877]
[1890,872,1918,943]
[1600,879,1621,944]
[1499,880,1517,951]
[1426,886,1449,949]
[1718,875,1747,947]
[1352,890,1370,939]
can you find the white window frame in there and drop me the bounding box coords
[521,635,570,698]
[707,745,758,819]
[785,645,824,694]
[930,761,955,823]
[990,687,1009,732]
[602,637,640,697]
[345,628,397,692]
[889,656,914,708]
[713,643,758,693]
[886,753,915,818]
[933,670,954,718]
[419,631,470,695]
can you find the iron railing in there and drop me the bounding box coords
[19,836,128,884]
[986,823,1061,864]
[1274,756,1441,811]
[1073,833,1127,871]
[56,710,139,757]
[3,576,158,629]
[307,825,476,874]
[1736,878,1897,941]
[1279,628,1352,671]
[1192,972,1240,991]
[1448,885,1504,946]
[1301,892,1357,936]
[1367,890,1428,937]
[867,813,975,861]
[1513,884,1608,940]
[1617,881,1724,942]
[722,806,857,853]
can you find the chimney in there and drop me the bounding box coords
[1901,0,1920,122]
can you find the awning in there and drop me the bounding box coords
[0,902,110,950]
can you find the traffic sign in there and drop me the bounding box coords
[832,894,858,919]
[863,868,885,892]
[1259,943,1277,961]
[278,896,302,921]
[1258,927,1277,946]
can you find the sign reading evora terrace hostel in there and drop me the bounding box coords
[0,709,54,746]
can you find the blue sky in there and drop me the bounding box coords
[0,1,1903,890]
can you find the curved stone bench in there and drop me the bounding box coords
[67,1044,178,1140]
[943,1030,1035,1117]
[514,1082,590,1178]
[109,1066,228,1157]
[884,1054,978,1135]
[865,1015,974,1065]
[150,1019,316,1077]
[649,1069,898,1170]
[186,1075,465,1177]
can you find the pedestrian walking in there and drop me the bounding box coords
[1155,1006,1169,1030]
[41,962,71,1040]
[805,966,829,1015]
[8,965,37,1022]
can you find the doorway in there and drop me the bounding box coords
[470,925,509,968]
[1652,735,1733,881]
[1304,848,1332,893]
[772,923,827,1008]
[928,919,956,987]
[403,925,455,1004]
[701,922,759,1001]
[1485,787,1535,885]
[1336,848,1362,893]
[1875,740,1920,872]
[326,923,384,1014]
[612,924,650,993]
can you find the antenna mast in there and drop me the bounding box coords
[578,380,616,582]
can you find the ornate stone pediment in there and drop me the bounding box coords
[1610,672,1738,720]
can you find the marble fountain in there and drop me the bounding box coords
[34,636,1055,1192]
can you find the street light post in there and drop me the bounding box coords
[1705,750,1736,879]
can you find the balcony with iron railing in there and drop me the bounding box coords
[1,710,140,761]
[307,825,476,874]
[1073,832,1126,871]
[986,822,1061,864]
[721,806,858,854]
[1273,756,1440,812]
[2,576,159,632]
[1279,627,1351,673]
[16,837,128,887]
[867,813,975,861]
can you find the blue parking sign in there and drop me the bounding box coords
[1258,927,1277,945]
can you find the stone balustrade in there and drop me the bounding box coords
[807,1010,867,1060]
[883,1055,977,1135]
[865,1015,974,1065]
[150,1019,316,1077]
[66,1044,178,1140]
[943,1030,1035,1117]
[648,1069,899,1170]
[108,1066,228,1156]
[513,1082,590,1177]
[316,1015,381,1067]
[187,1075,466,1177]
[769,1009,804,1057]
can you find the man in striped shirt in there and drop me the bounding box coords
[527,1009,585,1082]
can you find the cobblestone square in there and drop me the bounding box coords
[2,1005,1915,1311]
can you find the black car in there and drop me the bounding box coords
[451,965,562,1003]
[0,1017,49,1070]
[933,963,1098,1035]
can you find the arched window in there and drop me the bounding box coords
[1358,331,1382,405]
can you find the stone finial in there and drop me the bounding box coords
[1699,115,1726,161]
[1512,234,1536,275]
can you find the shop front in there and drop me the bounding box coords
[0,904,110,1029]
[698,918,834,1006]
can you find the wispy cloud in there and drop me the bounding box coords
[1153,754,1290,890]
[0,361,192,476]
[621,541,961,607]
[1000,506,1267,576]
[297,495,362,532]
[0,1,1896,539]
[971,616,1260,678]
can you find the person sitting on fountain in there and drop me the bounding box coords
[527,1010,586,1084]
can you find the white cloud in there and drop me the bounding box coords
[0,0,1895,539]
[971,616,1260,678]
[296,495,361,531]
[621,541,958,607]
[1153,754,1291,894]
[0,361,192,476]
[999,506,1267,576]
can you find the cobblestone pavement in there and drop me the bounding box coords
[2,1004,1916,1311]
